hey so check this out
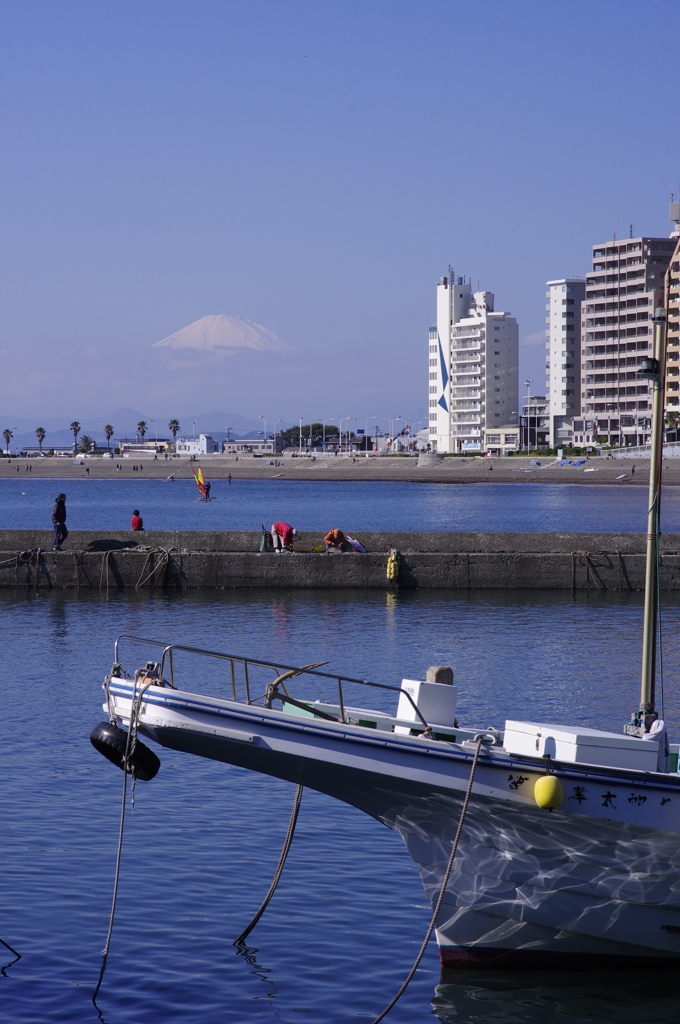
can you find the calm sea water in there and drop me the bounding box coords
[1,478,680,533]
[2,587,680,1023]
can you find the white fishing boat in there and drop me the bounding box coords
[93,306,680,968]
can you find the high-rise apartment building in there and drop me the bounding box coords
[428,274,518,453]
[582,232,676,447]
[545,278,585,446]
[664,204,680,414]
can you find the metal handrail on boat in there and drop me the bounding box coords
[113,634,433,733]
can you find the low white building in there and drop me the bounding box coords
[175,434,219,455]
[222,439,281,454]
[483,425,520,456]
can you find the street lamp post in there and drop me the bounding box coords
[149,418,158,442]
[299,417,303,454]
[259,415,267,450]
[523,380,533,452]
[274,418,283,452]
[346,417,356,453]
[192,419,196,440]
[365,415,378,453]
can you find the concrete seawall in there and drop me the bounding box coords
[2,530,680,591]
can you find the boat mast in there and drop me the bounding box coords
[634,306,667,733]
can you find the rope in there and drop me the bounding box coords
[99,551,112,595]
[92,678,154,1003]
[234,783,304,945]
[33,548,41,592]
[372,735,485,1024]
[135,548,170,590]
[92,718,133,1004]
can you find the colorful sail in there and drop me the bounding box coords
[191,463,208,498]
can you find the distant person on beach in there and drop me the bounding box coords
[271,521,298,552]
[131,510,144,531]
[52,493,68,550]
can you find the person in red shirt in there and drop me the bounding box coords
[271,521,297,552]
[131,510,144,531]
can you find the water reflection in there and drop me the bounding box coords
[433,968,680,1023]
[0,935,21,978]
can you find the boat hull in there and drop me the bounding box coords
[106,679,680,966]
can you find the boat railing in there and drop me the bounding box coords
[113,635,432,733]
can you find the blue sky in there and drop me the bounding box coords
[1,0,678,431]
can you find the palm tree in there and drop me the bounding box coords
[665,411,680,442]
[70,421,81,454]
[2,428,13,455]
[137,420,147,441]
[168,419,180,441]
[103,424,114,453]
[79,435,95,454]
[35,427,46,452]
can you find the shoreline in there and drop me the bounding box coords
[0,455,672,486]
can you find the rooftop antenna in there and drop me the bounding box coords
[629,224,634,238]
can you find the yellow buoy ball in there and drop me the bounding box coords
[533,775,564,810]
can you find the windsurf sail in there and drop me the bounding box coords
[191,463,208,498]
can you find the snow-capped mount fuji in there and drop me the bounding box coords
[152,315,293,354]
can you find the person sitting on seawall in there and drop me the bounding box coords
[271,521,298,552]
[52,493,68,551]
[131,509,145,531]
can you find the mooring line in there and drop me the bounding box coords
[92,680,152,1004]
[234,783,304,945]
[372,735,485,1023]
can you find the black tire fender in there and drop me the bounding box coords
[90,720,160,781]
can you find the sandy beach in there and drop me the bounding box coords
[0,453,672,486]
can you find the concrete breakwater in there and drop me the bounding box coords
[2,530,680,591]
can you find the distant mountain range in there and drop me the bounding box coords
[0,408,291,451]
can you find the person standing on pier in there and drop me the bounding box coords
[52,493,68,550]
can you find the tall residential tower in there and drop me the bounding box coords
[428,273,518,453]
[582,233,675,446]
[545,278,585,447]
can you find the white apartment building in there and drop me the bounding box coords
[428,273,518,453]
[545,278,585,446]
[583,233,675,446]
[664,203,680,414]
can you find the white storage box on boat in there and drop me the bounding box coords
[395,678,457,734]
[503,720,659,772]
